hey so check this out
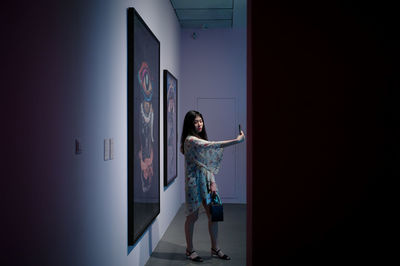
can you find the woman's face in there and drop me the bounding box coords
[193,115,203,133]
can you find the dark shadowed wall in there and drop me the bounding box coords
[4,1,182,265]
[249,1,399,265]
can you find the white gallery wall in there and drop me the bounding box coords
[179,28,247,203]
[6,1,181,266]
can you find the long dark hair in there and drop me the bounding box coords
[180,110,208,154]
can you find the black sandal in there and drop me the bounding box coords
[211,248,231,260]
[186,249,203,262]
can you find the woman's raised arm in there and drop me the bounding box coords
[216,131,245,148]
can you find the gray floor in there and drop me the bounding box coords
[145,203,246,266]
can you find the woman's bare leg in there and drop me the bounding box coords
[202,200,230,259]
[202,200,218,250]
[184,209,199,252]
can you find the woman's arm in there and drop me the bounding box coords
[217,131,245,148]
[186,131,245,152]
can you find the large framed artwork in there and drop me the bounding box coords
[127,7,160,246]
[163,70,178,187]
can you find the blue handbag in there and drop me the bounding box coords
[209,193,224,222]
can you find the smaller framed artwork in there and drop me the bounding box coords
[163,70,178,187]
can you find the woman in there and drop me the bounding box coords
[181,110,245,262]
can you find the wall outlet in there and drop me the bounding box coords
[75,139,82,155]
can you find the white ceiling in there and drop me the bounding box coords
[170,0,246,29]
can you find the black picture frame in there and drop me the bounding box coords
[127,7,160,246]
[163,70,178,187]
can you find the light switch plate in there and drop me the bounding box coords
[104,138,110,161]
[110,138,114,160]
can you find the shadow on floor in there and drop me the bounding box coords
[145,204,246,266]
[148,240,186,261]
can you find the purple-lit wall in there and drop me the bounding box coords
[179,28,247,203]
[5,1,181,266]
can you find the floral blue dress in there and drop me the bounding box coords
[184,135,224,216]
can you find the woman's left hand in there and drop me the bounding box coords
[236,131,245,143]
[210,182,217,194]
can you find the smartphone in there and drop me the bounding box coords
[239,124,242,134]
